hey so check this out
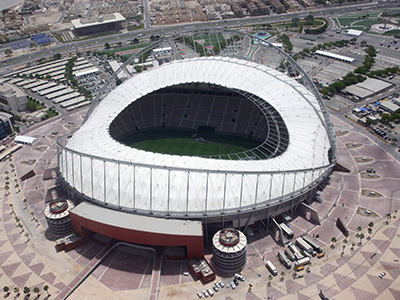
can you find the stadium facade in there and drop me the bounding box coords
[57,29,336,258]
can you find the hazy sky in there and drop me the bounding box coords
[0,0,23,11]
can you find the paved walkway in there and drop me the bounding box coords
[0,108,399,300]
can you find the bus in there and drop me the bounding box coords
[296,237,313,254]
[288,243,303,260]
[278,250,292,269]
[280,223,294,239]
[285,247,295,261]
[303,235,322,253]
[295,257,311,268]
[265,260,278,276]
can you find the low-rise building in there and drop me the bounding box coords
[0,81,28,112]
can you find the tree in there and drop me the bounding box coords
[357,226,362,237]
[280,271,285,281]
[5,49,12,56]
[104,42,110,49]
[3,286,9,296]
[132,38,139,44]
[292,17,300,27]
[386,213,391,224]
[331,237,337,248]
[351,242,355,250]
[53,53,62,60]
[368,227,372,239]
[305,14,314,24]
[43,285,49,295]
[368,222,374,229]
[344,231,349,243]
[341,245,346,256]
[268,275,273,286]
[116,78,122,86]
[33,287,40,296]
[13,287,20,296]
[359,233,364,245]
[23,199,28,208]
[23,286,30,297]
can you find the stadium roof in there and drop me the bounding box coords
[68,57,329,173]
[62,57,332,215]
[71,13,126,29]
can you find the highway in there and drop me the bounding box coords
[1,1,399,74]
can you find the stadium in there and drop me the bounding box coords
[57,29,336,258]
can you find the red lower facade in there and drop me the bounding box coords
[69,211,205,259]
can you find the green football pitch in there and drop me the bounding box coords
[119,129,261,157]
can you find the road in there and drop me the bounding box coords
[1,1,399,74]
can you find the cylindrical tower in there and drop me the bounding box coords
[212,228,247,272]
[45,199,75,237]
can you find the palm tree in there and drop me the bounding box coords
[331,237,337,248]
[24,232,29,242]
[359,233,364,245]
[351,242,356,250]
[23,199,28,209]
[43,285,49,295]
[9,204,13,214]
[369,222,374,229]
[356,226,362,237]
[13,287,20,297]
[268,275,273,287]
[386,213,391,224]
[280,271,285,281]
[3,286,9,296]
[31,211,35,220]
[23,286,30,297]
[394,210,398,219]
[33,287,40,297]
[344,231,349,243]
[368,227,372,239]
[341,245,346,256]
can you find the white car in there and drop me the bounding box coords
[203,290,209,298]
[219,281,224,288]
[196,291,202,298]
[214,281,220,288]
[230,282,236,289]
[379,272,386,278]
[207,288,214,297]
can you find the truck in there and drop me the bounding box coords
[265,260,278,276]
[278,250,292,269]
[288,243,303,260]
[295,257,311,268]
[303,235,322,254]
[296,237,313,254]
[285,247,296,261]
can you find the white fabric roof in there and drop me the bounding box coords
[14,135,37,145]
[315,50,355,63]
[61,57,331,215]
[347,29,363,36]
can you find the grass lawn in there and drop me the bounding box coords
[120,129,261,158]
[194,33,225,47]
[103,43,150,55]
[383,30,400,36]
